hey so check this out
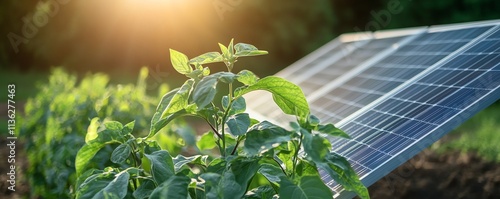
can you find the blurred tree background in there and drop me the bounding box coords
[1,0,499,80]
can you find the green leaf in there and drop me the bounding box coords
[234,43,268,57]
[122,121,135,135]
[244,121,293,156]
[170,49,192,75]
[318,153,369,199]
[192,75,218,109]
[235,76,309,117]
[144,150,175,184]
[150,175,190,199]
[303,133,331,162]
[226,113,250,136]
[173,155,208,172]
[276,141,296,174]
[307,115,320,127]
[76,170,130,199]
[201,157,260,199]
[110,144,131,164]
[85,117,100,143]
[244,185,276,199]
[76,121,127,177]
[197,131,218,151]
[162,79,194,118]
[219,43,229,58]
[278,176,333,199]
[217,72,237,84]
[295,159,318,178]
[316,124,350,139]
[93,170,130,199]
[152,88,180,124]
[222,96,246,116]
[133,179,156,199]
[236,70,259,86]
[149,110,188,138]
[258,163,286,184]
[189,52,224,65]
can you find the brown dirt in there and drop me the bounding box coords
[365,149,500,199]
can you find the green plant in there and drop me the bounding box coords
[75,40,369,198]
[19,68,192,198]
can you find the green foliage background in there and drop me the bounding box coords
[18,68,193,198]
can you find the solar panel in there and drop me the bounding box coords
[245,20,500,198]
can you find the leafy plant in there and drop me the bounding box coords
[75,40,369,198]
[19,68,192,198]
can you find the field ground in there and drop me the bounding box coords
[1,71,499,198]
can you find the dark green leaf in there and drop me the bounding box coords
[173,155,208,172]
[189,52,224,65]
[133,179,156,199]
[317,124,350,138]
[76,170,130,199]
[150,175,190,199]
[235,76,309,118]
[244,121,293,156]
[170,49,192,75]
[144,150,175,184]
[236,70,259,86]
[258,163,286,184]
[193,75,218,109]
[307,115,320,127]
[278,176,333,199]
[234,43,268,57]
[244,185,276,199]
[318,153,369,199]
[110,144,131,164]
[303,133,331,162]
[161,79,194,117]
[226,113,250,136]
[93,170,130,199]
[216,72,237,84]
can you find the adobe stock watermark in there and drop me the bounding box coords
[213,0,243,21]
[7,0,72,54]
[353,0,405,33]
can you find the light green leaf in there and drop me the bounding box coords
[149,110,188,138]
[133,179,156,199]
[152,88,180,125]
[218,43,229,58]
[303,133,331,162]
[150,175,190,199]
[234,43,268,57]
[162,79,194,118]
[193,75,218,109]
[122,121,135,135]
[236,70,259,86]
[197,131,217,151]
[76,121,127,177]
[110,144,131,164]
[258,163,286,184]
[189,52,224,65]
[318,153,369,199]
[244,121,293,156]
[226,113,250,136]
[170,49,192,75]
[317,124,350,139]
[85,117,100,143]
[278,175,333,199]
[144,150,175,184]
[235,76,309,117]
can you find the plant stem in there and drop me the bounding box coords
[273,157,288,175]
[291,133,304,179]
[230,136,242,155]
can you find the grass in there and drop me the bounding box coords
[433,101,500,162]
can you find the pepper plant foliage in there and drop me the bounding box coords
[75,40,369,198]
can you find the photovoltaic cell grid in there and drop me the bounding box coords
[245,20,500,199]
[310,26,492,124]
[323,26,500,198]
